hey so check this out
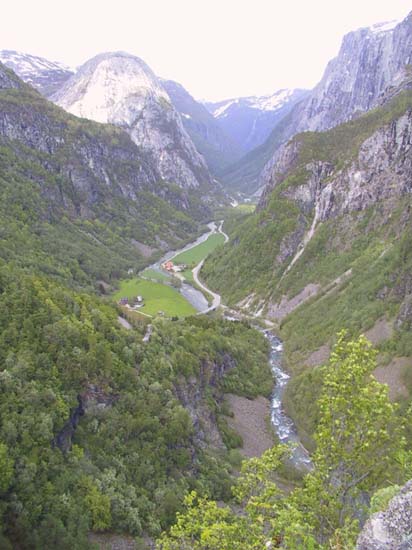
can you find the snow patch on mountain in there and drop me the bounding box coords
[211,89,295,119]
[0,50,74,96]
[368,19,401,34]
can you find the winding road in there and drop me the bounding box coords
[192,219,229,314]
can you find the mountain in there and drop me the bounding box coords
[204,88,309,155]
[0,62,212,287]
[203,84,412,443]
[161,79,242,174]
[51,52,213,190]
[0,49,74,96]
[222,12,412,195]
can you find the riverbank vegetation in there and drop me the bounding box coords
[158,333,409,549]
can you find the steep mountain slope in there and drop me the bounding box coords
[0,62,210,287]
[162,79,242,174]
[0,63,275,549]
[52,52,213,190]
[0,49,74,96]
[223,12,412,195]
[203,86,412,411]
[205,88,308,154]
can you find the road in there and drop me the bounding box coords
[191,219,229,314]
[192,260,221,313]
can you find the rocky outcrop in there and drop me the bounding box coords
[52,52,213,190]
[53,386,117,453]
[357,481,412,549]
[174,354,237,449]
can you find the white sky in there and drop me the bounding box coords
[2,0,411,101]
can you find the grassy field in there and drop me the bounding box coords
[172,233,225,266]
[234,204,256,214]
[140,267,170,282]
[113,278,196,317]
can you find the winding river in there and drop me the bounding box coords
[144,220,311,469]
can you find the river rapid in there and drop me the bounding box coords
[263,330,312,470]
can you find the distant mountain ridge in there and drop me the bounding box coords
[162,79,243,174]
[204,89,309,155]
[0,49,74,96]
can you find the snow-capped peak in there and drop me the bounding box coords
[210,89,295,119]
[0,50,74,96]
[0,50,73,78]
[247,89,294,111]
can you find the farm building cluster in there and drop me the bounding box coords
[161,260,187,273]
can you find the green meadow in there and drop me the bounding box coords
[113,278,196,317]
[172,232,225,266]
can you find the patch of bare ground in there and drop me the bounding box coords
[374,357,411,401]
[364,317,393,345]
[132,239,157,258]
[305,344,331,367]
[225,394,274,458]
[117,316,132,330]
[268,283,321,321]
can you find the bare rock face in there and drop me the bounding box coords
[357,481,412,549]
[259,12,412,190]
[299,15,412,133]
[52,52,212,189]
[260,108,412,224]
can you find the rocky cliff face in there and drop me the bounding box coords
[357,481,412,549]
[0,50,74,97]
[260,106,412,225]
[258,12,412,191]
[52,52,213,189]
[296,16,412,133]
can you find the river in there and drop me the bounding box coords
[144,221,311,469]
[144,221,218,312]
[263,330,312,470]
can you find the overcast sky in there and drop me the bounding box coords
[3,0,411,101]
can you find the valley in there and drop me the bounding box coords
[1,6,412,550]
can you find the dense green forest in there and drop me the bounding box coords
[0,265,272,547]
